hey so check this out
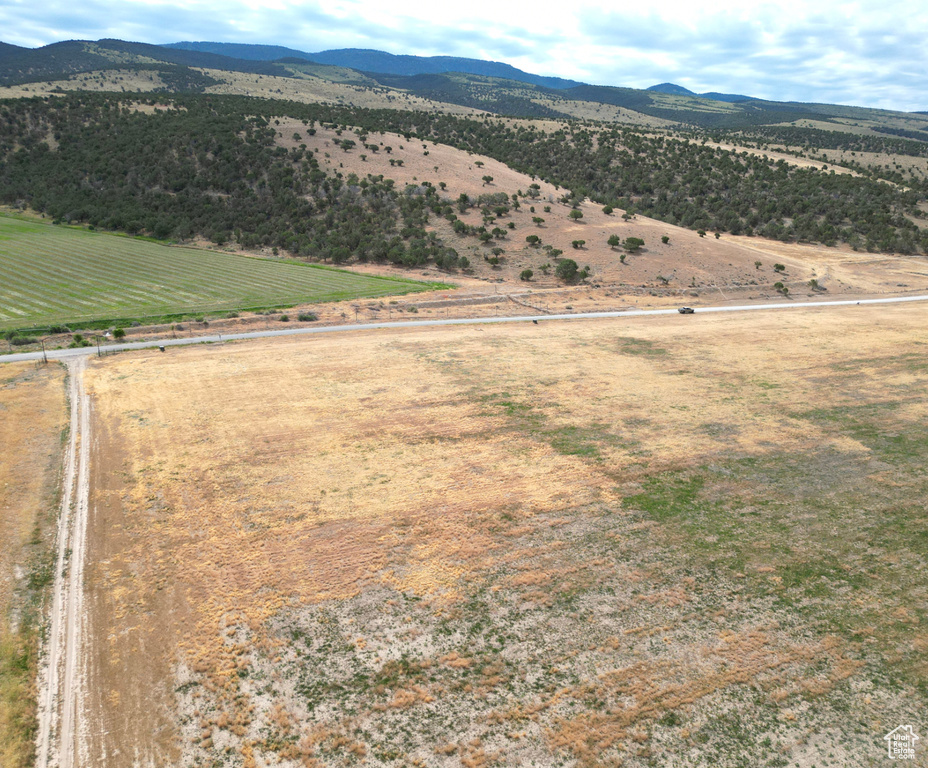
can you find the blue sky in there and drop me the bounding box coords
[2,0,925,112]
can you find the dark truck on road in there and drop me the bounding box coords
[678,307,695,314]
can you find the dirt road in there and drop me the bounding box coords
[35,357,90,768]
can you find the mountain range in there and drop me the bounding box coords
[1,38,925,134]
[165,41,585,90]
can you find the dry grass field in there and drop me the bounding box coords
[79,304,928,767]
[0,363,67,768]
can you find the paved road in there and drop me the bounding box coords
[4,294,928,364]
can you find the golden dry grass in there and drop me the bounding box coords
[0,362,67,768]
[79,303,928,766]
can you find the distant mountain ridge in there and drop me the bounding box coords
[2,38,924,129]
[647,82,752,103]
[0,38,291,86]
[165,41,584,90]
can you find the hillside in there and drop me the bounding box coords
[2,43,928,335]
[3,38,928,134]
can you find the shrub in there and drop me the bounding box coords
[279,314,290,322]
[11,336,37,346]
[113,328,126,339]
[661,235,670,244]
[774,263,786,272]
[298,313,318,322]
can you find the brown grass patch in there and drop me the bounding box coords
[0,362,67,768]
[79,302,928,765]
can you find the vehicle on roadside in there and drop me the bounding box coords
[678,307,695,314]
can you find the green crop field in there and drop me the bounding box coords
[0,215,444,330]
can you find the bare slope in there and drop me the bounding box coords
[281,121,928,299]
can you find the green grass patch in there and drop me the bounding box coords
[624,439,928,688]
[617,336,669,356]
[0,214,449,331]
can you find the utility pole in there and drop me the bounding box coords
[40,337,48,364]
[95,335,101,357]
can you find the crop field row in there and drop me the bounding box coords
[0,215,438,330]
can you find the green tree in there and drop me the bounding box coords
[607,234,620,250]
[520,269,534,281]
[555,258,579,281]
[568,209,584,221]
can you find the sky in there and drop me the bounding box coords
[2,0,926,112]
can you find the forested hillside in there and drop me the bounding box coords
[0,95,462,267]
[2,93,927,260]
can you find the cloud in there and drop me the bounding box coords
[0,0,926,111]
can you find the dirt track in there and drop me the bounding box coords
[35,357,90,768]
